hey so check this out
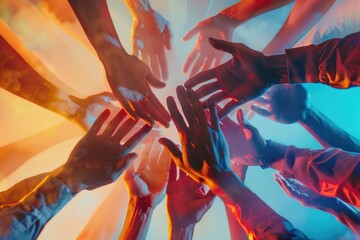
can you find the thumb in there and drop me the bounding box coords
[208,37,236,54]
[182,24,201,41]
[148,72,166,89]
[116,152,138,172]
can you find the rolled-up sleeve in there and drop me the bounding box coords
[0,175,73,239]
[280,146,360,207]
[285,32,360,88]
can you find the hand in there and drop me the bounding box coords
[251,84,309,124]
[70,92,119,130]
[159,86,231,185]
[274,173,333,210]
[219,108,265,167]
[185,37,283,119]
[132,10,172,81]
[105,53,171,128]
[124,140,171,208]
[183,17,234,77]
[58,109,152,193]
[166,163,216,228]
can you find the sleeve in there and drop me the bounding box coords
[279,146,360,207]
[285,32,360,88]
[0,174,73,239]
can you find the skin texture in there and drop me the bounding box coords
[120,139,170,240]
[185,37,287,119]
[159,86,306,239]
[57,109,152,194]
[68,0,171,127]
[167,163,215,240]
[126,0,172,81]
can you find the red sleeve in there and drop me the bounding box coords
[285,32,360,88]
[280,146,360,207]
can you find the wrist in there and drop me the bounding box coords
[52,165,85,195]
[169,223,195,240]
[209,171,244,203]
[263,54,289,85]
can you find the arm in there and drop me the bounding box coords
[166,164,215,240]
[67,0,171,127]
[185,32,360,118]
[119,140,170,239]
[275,175,360,235]
[0,109,152,239]
[251,84,360,152]
[182,0,293,76]
[125,0,171,80]
[263,0,336,55]
[0,36,118,131]
[159,86,307,239]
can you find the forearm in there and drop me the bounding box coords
[0,36,82,121]
[300,105,360,152]
[326,199,360,235]
[169,223,195,240]
[68,0,128,61]
[119,196,154,240]
[0,172,73,239]
[225,207,248,240]
[214,0,294,29]
[210,171,306,239]
[263,0,336,55]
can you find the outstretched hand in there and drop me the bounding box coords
[131,10,172,81]
[59,109,152,193]
[185,37,284,119]
[105,53,171,128]
[159,86,231,185]
[183,17,233,77]
[251,84,309,124]
[166,162,215,228]
[274,173,333,210]
[124,139,171,208]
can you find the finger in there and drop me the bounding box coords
[147,72,166,89]
[150,54,161,80]
[187,89,208,126]
[115,152,138,174]
[130,101,154,126]
[252,96,269,106]
[168,161,178,182]
[143,98,170,128]
[202,91,227,107]
[112,117,138,141]
[218,100,240,119]
[117,96,139,120]
[158,137,182,162]
[236,109,245,127]
[124,124,153,150]
[202,57,215,71]
[250,105,271,117]
[194,82,221,99]
[147,93,171,125]
[87,109,111,135]
[102,109,127,137]
[177,86,196,126]
[124,161,136,180]
[142,53,151,67]
[185,68,216,89]
[183,50,199,73]
[209,101,220,130]
[167,96,187,131]
[138,141,153,171]
[182,24,200,41]
[189,56,207,78]
[208,37,236,54]
[164,24,172,50]
[218,105,235,126]
[158,51,169,81]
